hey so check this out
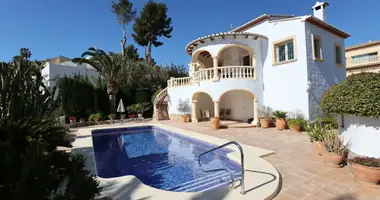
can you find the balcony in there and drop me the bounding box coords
[167,66,255,88]
[346,56,380,68]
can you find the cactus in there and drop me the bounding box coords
[0,54,58,120]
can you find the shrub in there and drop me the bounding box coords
[288,118,307,130]
[322,129,349,155]
[259,106,273,119]
[0,117,100,199]
[177,98,191,115]
[321,73,380,118]
[88,114,96,121]
[272,110,287,119]
[348,157,380,167]
[306,123,333,142]
[108,113,116,120]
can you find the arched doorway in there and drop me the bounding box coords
[217,44,256,67]
[218,90,258,124]
[191,92,214,122]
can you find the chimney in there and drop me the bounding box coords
[312,1,329,21]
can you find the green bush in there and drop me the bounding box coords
[288,118,307,131]
[321,73,380,118]
[0,117,100,199]
[108,113,116,120]
[272,110,287,119]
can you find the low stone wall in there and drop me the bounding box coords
[338,114,380,158]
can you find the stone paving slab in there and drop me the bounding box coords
[160,120,380,200]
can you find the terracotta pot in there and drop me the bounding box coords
[94,117,100,122]
[260,119,270,129]
[351,163,380,188]
[313,141,324,155]
[181,115,187,123]
[291,124,302,132]
[211,117,220,130]
[275,118,286,130]
[323,152,344,167]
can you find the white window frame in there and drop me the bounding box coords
[312,34,323,61]
[272,35,297,66]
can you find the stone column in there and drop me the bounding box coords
[212,56,219,81]
[192,100,198,123]
[214,101,220,118]
[253,98,259,125]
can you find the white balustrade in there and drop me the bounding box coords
[168,66,255,88]
[347,56,380,67]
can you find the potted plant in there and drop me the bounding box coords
[306,122,328,154]
[272,110,287,130]
[69,116,76,124]
[121,113,126,120]
[348,157,380,188]
[211,116,220,130]
[288,119,306,132]
[136,102,151,118]
[93,113,102,122]
[108,113,116,120]
[322,130,349,167]
[177,98,191,123]
[258,106,273,129]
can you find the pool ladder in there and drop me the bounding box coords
[197,141,245,194]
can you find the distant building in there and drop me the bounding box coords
[345,41,380,76]
[42,56,98,89]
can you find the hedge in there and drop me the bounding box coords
[320,73,380,118]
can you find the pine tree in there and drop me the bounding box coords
[132,0,173,65]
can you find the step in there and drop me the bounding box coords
[169,171,241,192]
[182,172,242,193]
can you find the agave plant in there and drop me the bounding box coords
[322,129,349,155]
[272,110,287,119]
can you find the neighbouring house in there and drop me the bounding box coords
[345,40,380,76]
[154,2,350,123]
[42,56,98,89]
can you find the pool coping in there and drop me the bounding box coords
[72,123,280,200]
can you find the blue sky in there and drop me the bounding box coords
[0,0,379,66]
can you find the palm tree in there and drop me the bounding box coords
[73,48,124,113]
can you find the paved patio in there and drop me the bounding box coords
[159,120,380,200]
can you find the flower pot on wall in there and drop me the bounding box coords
[211,117,220,130]
[275,118,286,130]
[351,163,380,188]
[260,119,270,129]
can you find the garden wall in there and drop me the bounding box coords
[339,114,380,158]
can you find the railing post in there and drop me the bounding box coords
[212,56,219,81]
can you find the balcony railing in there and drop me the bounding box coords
[346,56,380,67]
[168,66,255,88]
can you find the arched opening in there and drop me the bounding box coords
[192,92,214,122]
[217,44,255,67]
[218,90,258,123]
[191,50,213,70]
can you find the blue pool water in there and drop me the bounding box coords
[92,126,242,192]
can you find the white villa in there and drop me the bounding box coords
[154,2,350,124]
[42,56,98,89]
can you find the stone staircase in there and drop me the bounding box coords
[153,88,169,121]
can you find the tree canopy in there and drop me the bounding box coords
[132,0,173,64]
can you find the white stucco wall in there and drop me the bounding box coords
[168,79,263,119]
[196,93,214,118]
[339,115,380,158]
[219,90,254,121]
[305,23,347,121]
[244,19,310,118]
[42,62,99,89]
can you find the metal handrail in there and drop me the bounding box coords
[197,141,245,194]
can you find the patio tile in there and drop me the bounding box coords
[273,193,297,200]
[159,121,380,199]
[282,187,310,199]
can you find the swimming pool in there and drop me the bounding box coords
[92,126,242,192]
